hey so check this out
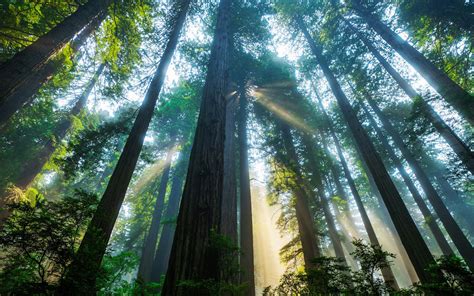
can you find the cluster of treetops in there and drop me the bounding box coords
[0,0,472,295]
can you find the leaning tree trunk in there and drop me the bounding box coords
[162,0,231,294]
[360,101,453,256]
[345,20,474,175]
[0,11,106,128]
[59,1,191,294]
[137,147,175,283]
[365,94,474,270]
[279,123,322,268]
[350,0,474,125]
[0,0,110,123]
[296,16,436,283]
[237,84,256,295]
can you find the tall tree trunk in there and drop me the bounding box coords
[221,96,238,242]
[279,123,322,268]
[314,94,399,288]
[0,11,106,128]
[237,85,255,295]
[162,0,231,294]
[365,94,474,270]
[345,20,474,175]
[150,147,189,282]
[360,101,453,256]
[59,2,191,294]
[296,16,436,283]
[0,0,110,113]
[137,148,175,283]
[350,0,474,124]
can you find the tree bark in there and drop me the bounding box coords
[237,85,255,295]
[366,94,474,270]
[58,1,191,294]
[346,20,474,175]
[296,16,436,283]
[162,0,231,294]
[0,11,106,128]
[360,101,454,256]
[350,0,474,125]
[137,148,175,283]
[150,147,189,282]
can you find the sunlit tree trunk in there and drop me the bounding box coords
[237,85,255,295]
[0,12,106,128]
[59,1,191,293]
[365,94,474,270]
[346,21,474,175]
[162,0,231,294]
[350,0,474,125]
[150,148,190,282]
[296,16,436,283]
[137,148,175,283]
[360,101,454,256]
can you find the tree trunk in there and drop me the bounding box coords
[365,94,474,270]
[346,20,474,175]
[0,11,106,128]
[279,123,322,268]
[162,0,231,294]
[296,16,436,283]
[137,148,175,283]
[237,85,255,295]
[361,101,454,256]
[59,2,191,294]
[350,0,474,125]
[150,147,189,282]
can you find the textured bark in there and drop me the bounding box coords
[351,0,474,124]
[162,0,231,294]
[137,149,174,283]
[237,86,255,295]
[347,21,474,175]
[361,102,454,256]
[366,95,474,270]
[279,123,322,268]
[0,11,106,128]
[297,16,435,283]
[58,2,191,294]
[150,148,189,282]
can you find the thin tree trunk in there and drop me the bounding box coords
[0,0,110,112]
[0,11,106,128]
[350,0,474,124]
[162,0,231,294]
[365,94,474,270]
[361,101,454,256]
[150,147,189,282]
[59,2,191,294]
[137,148,175,283]
[346,20,474,175]
[279,123,322,268]
[296,16,436,283]
[237,85,255,295]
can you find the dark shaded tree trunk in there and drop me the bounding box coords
[350,0,474,125]
[365,94,474,270]
[296,16,436,283]
[0,11,106,128]
[314,94,399,289]
[137,148,175,283]
[150,147,190,282]
[237,85,255,295]
[58,2,191,294]
[347,21,474,175]
[279,123,322,268]
[162,0,231,294]
[360,101,454,256]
